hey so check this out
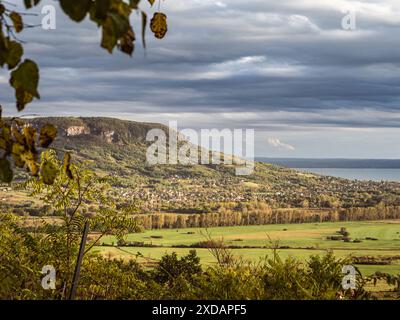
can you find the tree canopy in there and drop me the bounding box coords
[0,0,167,183]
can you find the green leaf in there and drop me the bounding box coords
[23,126,36,152]
[11,143,26,168]
[0,158,13,183]
[0,138,6,151]
[118,0,132,13]
[0,37,23,70]
[101,11,130,53]
[90,0,111,24]
[60,0,91,22]
[118,27,135,56]
[15,88,34,111]
[11,124,25,145]
[41,160,58,185]
[100,0,133,54]
[0,27,7,67]
[10,59,40,111]
[1,125,12,154]
[20,150,39,176]
[63,152,73,179]
[39,124,57,148]
[6,39,24,70]
[101,16,118,53]
[24,0,41,9]
[10,12,23,33]
[129,0,141,9]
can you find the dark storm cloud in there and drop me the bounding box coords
[2,0,400,130]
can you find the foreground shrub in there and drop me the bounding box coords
[0,216,372,300]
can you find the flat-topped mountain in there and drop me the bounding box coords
[28,117,168,144]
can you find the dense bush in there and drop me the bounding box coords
[0,215,373,300]
[153,250,202,284]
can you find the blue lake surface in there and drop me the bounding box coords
[257,158,400,181]
[296,168,400,182]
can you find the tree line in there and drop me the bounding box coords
[131,202,400,229]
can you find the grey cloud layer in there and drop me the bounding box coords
[3,0,400,131]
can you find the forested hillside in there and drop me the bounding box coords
[2,117,400,225]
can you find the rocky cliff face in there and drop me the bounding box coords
[100,130,116,144]
[66,126,90,137]
[63,123,118,143]
[27,117,168,145]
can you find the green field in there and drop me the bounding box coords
[97,220,400,276]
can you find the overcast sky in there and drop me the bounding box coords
[2,0,400,158]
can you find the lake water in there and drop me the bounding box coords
[257,158,400,181]
[296,168,400,182]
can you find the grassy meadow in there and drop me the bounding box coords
[97,220,400,276]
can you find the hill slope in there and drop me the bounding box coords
[17,117,400,211]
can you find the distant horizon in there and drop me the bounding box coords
[256,157,400,160]
[257,158,400,169]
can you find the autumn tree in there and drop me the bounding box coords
[0,0,168,183]
[0,0,167,299]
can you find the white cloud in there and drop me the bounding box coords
[192,0,227,9]
[193,56,304,79]
[267,138,295,151]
